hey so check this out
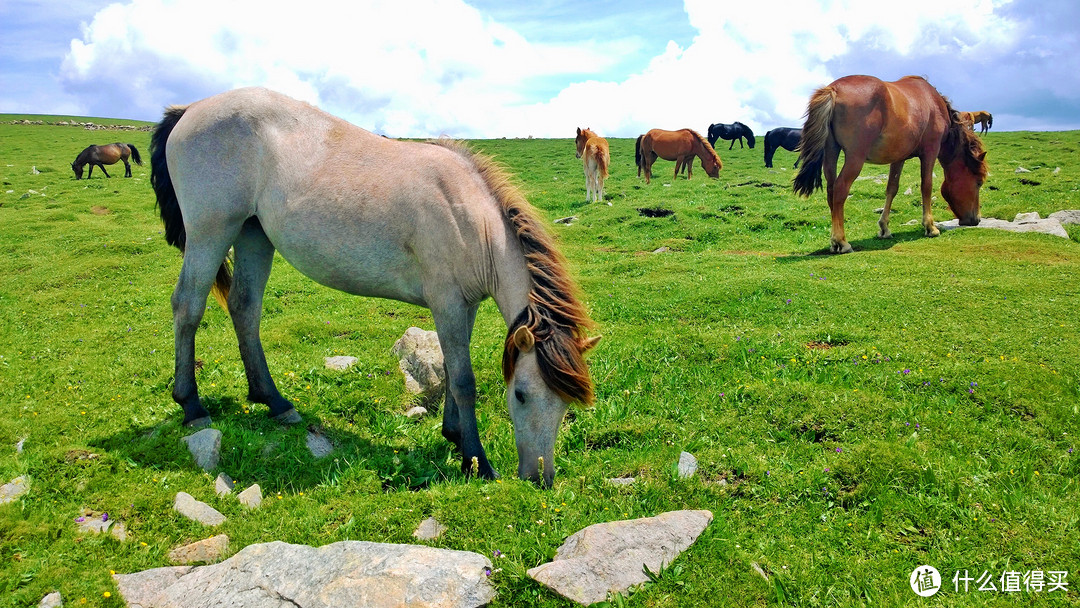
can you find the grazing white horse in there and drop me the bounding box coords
[149,87,599,486]
[575,127,610,203]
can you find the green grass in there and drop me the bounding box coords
[1,118,1078,607]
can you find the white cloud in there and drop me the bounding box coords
[59,0,1026,137]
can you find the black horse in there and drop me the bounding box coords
[707,122,755,150]
[763,127,801,168]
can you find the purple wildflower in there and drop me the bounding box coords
[493,550,502,558]
[824,467,830,472]
[102,513,109,522]
[1069,448,1074,454]
[75,517,85,522]
[836,447,843,453]
[484,567,492,577]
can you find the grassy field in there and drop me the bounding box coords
[1,115,1078,607]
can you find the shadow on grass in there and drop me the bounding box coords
[90,404,462,494]
[780,228,928,258]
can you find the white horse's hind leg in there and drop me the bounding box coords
[229,219,301,423]
[171,235,237,426]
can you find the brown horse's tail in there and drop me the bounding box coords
[128,144,143,166]
[634,135,643,177]
[595,141,609,179]
[150,105,231,311]
[792,86,835,198]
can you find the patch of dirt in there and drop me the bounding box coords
[90,206,110,215]
[1018,178,1041,186]
[637,207,674,218]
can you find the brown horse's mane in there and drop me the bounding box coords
[940,96,989,182]
[687,128,723,170]
[428,139,596,404]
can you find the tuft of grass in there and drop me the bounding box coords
[1,122,1078,606]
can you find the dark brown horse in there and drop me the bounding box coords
[71,143,142,179]
[635,128,722,184]
[793,75,987,253]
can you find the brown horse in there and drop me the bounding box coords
[793,75,988,254]
[575,127,610,203]
[970,110,993,134]
[71,143,142,179]
[957,111,975,130]
[635,128,722,184]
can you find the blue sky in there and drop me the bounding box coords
[1,0,1077,137]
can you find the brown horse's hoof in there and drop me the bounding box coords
[183,416,212,429]
[830,242,854,254]
[272,408,303,424]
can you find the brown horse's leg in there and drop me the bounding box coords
[919,156,940,238]
[98,163,110,178]
[230,220,300,423]
[879,160,905,239]
[826,142,861,254]
[123,158,132,177]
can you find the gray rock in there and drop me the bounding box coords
[15,437,25,453]
[182,428,221,472]
[38,591,62,608]
[528,510,713,606]
[391,327,445,397]
[114,540,495,608]
[0,476,29,504]
[677,451,698,479]
[605,477,636,486]
[1014,211,1042,223]
[238,484,263,509]
[174,492,226,526]
[554,216,578,225]
[1049,210,1080,225]
[651,246,669,254]
[1016,166,1031,173]
[168,534,229,565]
[936,216,1069,239]
[413,516,447,541]
[405,406,428,419]
[324,355,358,371]
[306,429,334,459]
[214,473,234,496]
[76,513,127,541]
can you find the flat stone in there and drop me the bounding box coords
[936,216,1069,239]
[174,492,226,526]
[1014,211,1041,223]
[677,451,698,478]
[605,477,636,486]
[554,216,578,225]
[1016,166,1031,173]
[528,510,713,606]
[1049,210,1080,225]
[405,406,428,419]
[214,473,234,496]
[0,476,29,504]
[651,246,669,254]
[324,355,358,371]
[38,592,62,608]
[413,516,447,541]
[76,512,127,541]
[168,534,229,565]
[391,327,445,397]
[114,540,495,608]
[182,428,221,472]
[238,484,263,509]
[306,429,334,459]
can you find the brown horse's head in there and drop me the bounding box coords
[575,127,593,159]
[690,130,723,178]
[939,116,988,226]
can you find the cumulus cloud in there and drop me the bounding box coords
[58,0,1074,136]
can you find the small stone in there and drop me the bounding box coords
[0,476,30,504]
[38,591,62,608]
[405,406,428,419]
[553,216,578,225]
[238,484,263,509]
[752,561,769,581]
[904,187,912,195]
[214,473,234,496]
[652,246,669,254]
[1048,210,1080,225]
[15,438,25,453]
[174,492,226,526]
[76,511,127,541]
[677,451,698,478]
[413,516,448,541]
[306,428,334,459]
[1015,166,1031,173]
[391,328,445,397]
[1014,211,1041,223]
[324,355,358,371]
[605,477,636,486]
[182,428,222,472]
[168,534,229,565]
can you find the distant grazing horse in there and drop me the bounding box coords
[971,111,992,134]
[707,122,756,149]
[71,143,142,179]
[635,128,722,184]
[957,111,975,131]
[150,88,600,487]
[763,127,802,168]
[793,75,987,254]
[575,127,610,203]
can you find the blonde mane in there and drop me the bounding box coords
[429,140,596,404]
[688,128,723,171]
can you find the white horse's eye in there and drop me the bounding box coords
[514,389,526,403]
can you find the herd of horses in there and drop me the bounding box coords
[59,75,991,487]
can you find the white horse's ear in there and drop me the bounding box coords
[581,335,601,352]
[513,326,535,353]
